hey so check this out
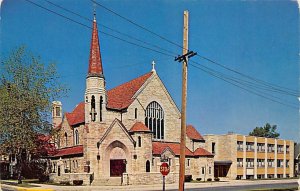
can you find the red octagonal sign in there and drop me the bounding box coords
[160,162,170,176]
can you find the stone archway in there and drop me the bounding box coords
[104,141,130,177]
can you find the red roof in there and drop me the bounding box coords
[88,18,103,77]
[65,102,85,126]
[129,122,150,132]
[53,145,83,157]
[107,72,153,110]
[194,148,213,156]
[152,142,194,156]
[186,125,204,141]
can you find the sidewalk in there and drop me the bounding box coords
[2,178,299,191]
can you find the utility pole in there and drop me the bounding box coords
[175,10,196,191]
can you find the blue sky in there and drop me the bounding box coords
[1,0,299,141]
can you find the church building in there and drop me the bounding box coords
[49,15,214,185]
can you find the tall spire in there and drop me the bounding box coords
[88,13,104,78]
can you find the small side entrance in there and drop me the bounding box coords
[214,161,232,177]
[110,159,126,177]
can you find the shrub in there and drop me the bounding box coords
[207,178,212,181]
[214,177,220,181]
[196,178,202,181]
[184,175,192,182]
[73,180,83,186]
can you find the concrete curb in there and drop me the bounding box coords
[1,184,54,191]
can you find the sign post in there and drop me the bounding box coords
[160,162,170,191]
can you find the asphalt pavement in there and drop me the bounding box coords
[1,178,299,191]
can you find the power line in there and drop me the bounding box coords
[44,0,298,97]
[196,55,299,94]
[190,60,298,104]
[25,0,92,30]
[191,60,298,97]
[45,0,177,56]
[91,0,184,50]
[92,0,298,95]
[25,0,298,109]
[190,61,298,109]
[25,0,175,58]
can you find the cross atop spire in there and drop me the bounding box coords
[152,60,156,73]
[93,3,96,22]
[88,14,104,78]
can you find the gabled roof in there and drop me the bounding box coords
[52,145,83,157]
[98,118,135,146]
[107,72,153,110]
[129,122,151,133]
[186,125,205,142]
[62,72,153,127]
[152,142,194,157]
[65,102,85,126]
[194,147,213,157]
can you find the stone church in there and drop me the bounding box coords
[49,15,214,185]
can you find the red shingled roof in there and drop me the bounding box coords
[65,102,85,126]
[130,122,150,132]
[107,72,153,110]
[63,72,153,126]
[53,145,83,157]
[194,148,214,156]
[186,125,204,141]
[152,142,194,156]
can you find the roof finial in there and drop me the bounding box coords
[152,60,156,73]
[93,3,96,22]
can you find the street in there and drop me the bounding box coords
[1,179,298,191]
[181,182,298,191]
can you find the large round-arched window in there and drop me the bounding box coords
[145,101,164,140]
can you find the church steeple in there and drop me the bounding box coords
[85,14,106,124]
[88,13,104,78]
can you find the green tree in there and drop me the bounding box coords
[249,123,280,138]
[0,46,67,183]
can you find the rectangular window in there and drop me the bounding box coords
[257,159,265,167]
[237,158,243,167]
[55,107,60,117]
[277,145,283,153]
[286,145,290,153]
[187,159,190,167]
[246,142,254,151]
[257,143,265,152]
[237,141,243,151]
[209,167,211,174]
[246,158,254,168]
[286,160,289,167]
[212,142,216,154]
[267,159,274,167]
[202,167,205,174]
[277,160,283,168]
[267,144,275,152]
[168,158,172,166]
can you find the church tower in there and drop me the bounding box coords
[85,14,106,124]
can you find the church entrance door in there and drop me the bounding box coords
[110,159,126,177]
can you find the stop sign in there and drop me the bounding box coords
[160,162,170,176]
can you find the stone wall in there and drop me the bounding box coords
[49,172,93,185]
[122,172,179,185]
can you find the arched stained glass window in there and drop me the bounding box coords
[145,101,164,140]
[74,129,79,145]
[64,132,68,147]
